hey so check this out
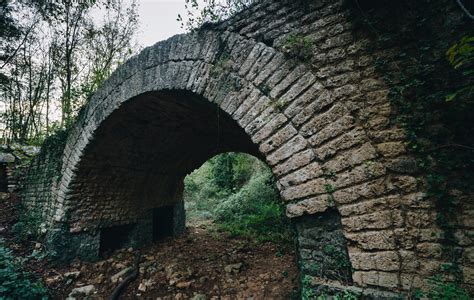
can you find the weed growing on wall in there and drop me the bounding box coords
[35,125,73,164]
[425,275,471,299]
[283,34,314,61]
[301,275,316,300]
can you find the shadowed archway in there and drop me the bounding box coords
[67,90,261,233]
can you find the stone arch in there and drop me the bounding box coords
[25,28,387,288]
[53,29,359,229]
[31,28,366,275]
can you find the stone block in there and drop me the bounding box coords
[266,135,307,166]
[281,177,327,201]
[278,162,323,188]
[308,115,354,147]
[342,210,404,232]
[300,104,348,137]
[291,89,334,126]
[332,178,387,204]
[286,195,333,218]
[259,124,297,154]
[416,243,443,259]
[322,142,377,173]
[376,142,407,158]
[349,251,400,271]
[346,230,397,251]
[251,114,288,144]
[314,128,367,160]
[273,149,314,176]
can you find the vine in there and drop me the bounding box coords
[347,0,473,295]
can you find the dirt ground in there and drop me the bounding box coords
[1,194,300,299]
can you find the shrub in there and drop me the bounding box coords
[0,239,48,299]
[425,275,471,300]
[214,169,293,243]
[184,152,294,244]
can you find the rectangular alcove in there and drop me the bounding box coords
[99,223,135,256]
[152,206,174,241]
[0,163,8,192]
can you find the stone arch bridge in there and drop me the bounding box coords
[21,0,473,296]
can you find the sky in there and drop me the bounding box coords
[134,0,187,47]
[92,0,205,47]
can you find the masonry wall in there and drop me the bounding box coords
[20,0,472,296]
[214,0,472,293]
[21,147,64,230]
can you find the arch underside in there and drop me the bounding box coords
[67,90,260,231]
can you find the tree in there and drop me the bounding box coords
[48,1,95,126]
[212,153,235,191]
[0,0,36,84]
[82,0,139,101]
[1,8,52,143]
[178,0,254,31]
[0,0,139,143]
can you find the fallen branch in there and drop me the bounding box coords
[109,252,140,300]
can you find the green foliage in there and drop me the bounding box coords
[184,152,294,244]
[324,184,336,206]
[214,170,293,243]
[1,0,139,144]
[412,275,471,300]
[184,157,229,221]
[11,202,45,243]
[321,243,353,283]
[334,291,360,300]
[301,275,315,300]
[445,36,474,103]
[36,125,72,160]
[230,151,255,188]
[308,288,360,300]
[0,239,49,299]
[0,0,21,86]
[283,35,314,61]
[212,153,235,191]
[178,0,254,31]
[10,222,30,242]
[305,240,353,285]
[447,36,474,70]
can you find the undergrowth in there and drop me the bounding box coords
[0,239,48,299]
[184,152,294,245]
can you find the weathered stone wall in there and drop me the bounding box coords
[0,145,39,193]
[295,210,352,283]
[21,0,472,296]
[21,139,68,233]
